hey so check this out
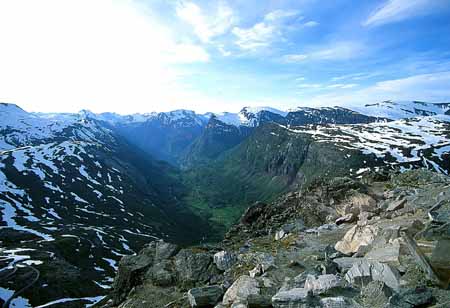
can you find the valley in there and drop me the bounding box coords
[0,100,449,307]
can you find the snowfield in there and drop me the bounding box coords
[286,115,450,174]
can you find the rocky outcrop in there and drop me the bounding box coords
[345,259,401,291]
[106,169,450,308]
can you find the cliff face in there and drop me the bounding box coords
[104,169,450,308]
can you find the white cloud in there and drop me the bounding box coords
[303,21,319,27]
[232,22,276,50]
[298,83,323,89]
[282,41,365,63]
[176,1,235,43]
[0,0,209,114]
[331,72,380,81]
[232,9,300,51]
[328,84,359,89]
[264,9,299,21]
[282,54,308,62]
[311,41,365,60]
[364,0,438,27]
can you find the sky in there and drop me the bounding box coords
[0,0,450,114]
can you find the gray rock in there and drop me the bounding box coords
[145,261,174,286]
[345,259,401,291]
[333,257,361,272]
[175,249,213,288]
[154,241,179,262]
[335,224,379,255]
[365,239,401,266]
[304,274,346,295]
[222,275,260,305]
[214,251,236,271]
[247,294,272,307]
[188,285,223,307]
[386,199,407,212]
[111,243,158,304]
[271,288,315,308]
[320,296,356,308]
[430,238,450,288]
[428,200,450,224]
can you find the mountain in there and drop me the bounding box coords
[347,100,450,119]
[110,110,209,164]
[286,106,382,125]
[1,100,450,306]
[214,106,288,127]
[181,106,381,166]
[0,103,211,307]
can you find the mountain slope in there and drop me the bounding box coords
[183,115,450,235]
[0,104,210,307]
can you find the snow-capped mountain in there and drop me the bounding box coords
[285,116,450,175]
[1,100,450,306]
[346,100,450,119]
[0,103,210,306]
[214,106,287,127]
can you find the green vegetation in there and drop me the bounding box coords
[180,123,373,240]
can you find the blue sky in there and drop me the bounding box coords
[0,0,450,113]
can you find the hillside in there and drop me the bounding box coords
[105,169,450,308]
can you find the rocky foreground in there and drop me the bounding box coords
[100,169,450,308]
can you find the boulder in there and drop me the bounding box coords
[154,241,179,262]
[333,257,361,272]
[145,261,174,286]
[386,199,407,212]
[335,224,379,255]
[365,239,401,266]
[222,275,260,305]
[304,274,346,295]
[271,288,315,308]
[111,243,158,304]
[428,200,450,224]
[214,251,236,271]
[430,238,450,287]
[175,249,213,288]
[188,285,223,307]
[345,259,401,291]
